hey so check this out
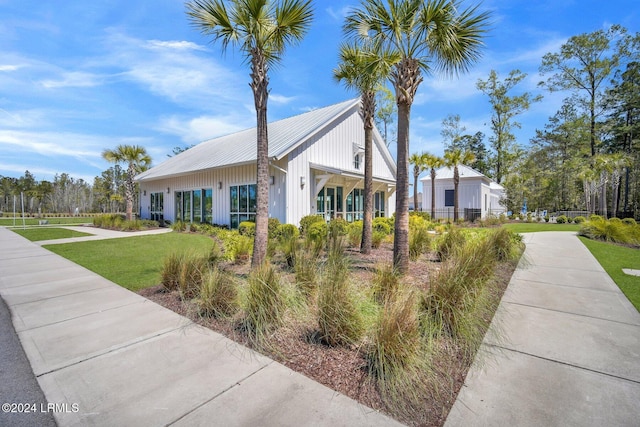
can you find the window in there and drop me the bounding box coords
[175,189,212,223]
[374,191,385,217]
[230,184,257,229]
[346,188,364,222]
[150,192,164,222]
[445,189,455,207]
[354,153,360,169]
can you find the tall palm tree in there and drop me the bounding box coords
[409,151,427,212]
[187,0,313,268]
[423,153,443,219]
[334,43,397,254]
[345,0,490,274]
[444,148,476,222]
[101,145,151,221]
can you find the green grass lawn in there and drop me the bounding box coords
[579,236,640,312]
[12,227,93,241]
[44,232,215,292]
[503,222,581,233]
[1,217,93,226]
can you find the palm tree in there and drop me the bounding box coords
[101,145,151,221]
[187,0,313,268]
[423,153,443,219]
[345,0,490,274]
[409,151,427,212]
[334,43,397,254]
[444,148,476,222]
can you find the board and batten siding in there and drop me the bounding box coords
[285,107,396,227]
[139,163,287,226]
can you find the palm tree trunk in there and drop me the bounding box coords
[413,172,419,213]
[361,91,375,254]
[431,168,436,220]
[453,167,460,222]
[125,164,135,221]
[251,50,269,268]
[393,101,410,274]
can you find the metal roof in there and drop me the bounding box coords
[137,98,369,182]
[421,165,489,181]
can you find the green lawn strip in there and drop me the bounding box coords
[503,222,581,233]
[12,227,93,241]
[44,233,214,292]
[579,236,640,312]
[0,217,93,226]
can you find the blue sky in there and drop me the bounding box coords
[0,0,638,184]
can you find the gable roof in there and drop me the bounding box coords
[138,98,395,182]
[421,165,489,182]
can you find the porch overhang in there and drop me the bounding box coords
[309,162,396,197]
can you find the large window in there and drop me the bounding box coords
[175,189,213,223]
[374,191,385,217]
[346,188,364,222]
[445,189,455,207]
[150,192,164,222]
[230,184,256,229]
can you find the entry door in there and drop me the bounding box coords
[325,187,335,220]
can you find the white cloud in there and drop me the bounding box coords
[157,114,252,143]
[146,40,207,51]
[326,6,353,21]
[270,94,296,105]
[40,71,105,88]
[0,64,20,71]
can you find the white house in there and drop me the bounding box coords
[136,99,397,228]
[420,165,505,221]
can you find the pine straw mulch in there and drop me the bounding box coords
[139,242,516,426]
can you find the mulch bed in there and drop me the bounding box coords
[139,241,516,426]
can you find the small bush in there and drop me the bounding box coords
[436,227,466,261]
[622,218,637,226]
[207,240,224,267]
[347,221,363,248]
[267,218,281,239]
[573,216,586,224]
[409,211,431,221]
[306,221,328,254]
[609,217,622,224]
[318,254,363,346]
[589,214,603,221]
[544,215,550,223]
[299,214,324,235]
[245,264,286,340]
[484,227,523,263]
[178,253,208,299]
[232,235,253,264]
[198,268,237,317]
[566,216,573,223]
[171,220,187,232]
[372,263,400,304]
[556,215,567,224]
[238,221,256,237]
[409,226,431,261]
[579,218,636,245]
[372,231,386,249]
[161,252,183,292]
[295,248,319,298]
[280,234,300,268]
[121,219,142,231]
[372,217,392,235]
[328,217,349,236]
[277,223,299,241]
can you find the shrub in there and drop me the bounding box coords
[372,263,400,304]
[436,227,465,261]
[232,235,253,264]
[171,220,187,232]
[622,218,637,226]
[328,217,349,236]
[238,221,256,237]
[267,218,281,239]
[372,231,386,249]
[198,268,237,317]
[566,216,573,223]
[372,217,392,235]
[544,215,550,223]
[306,221,328,254]
[347,221,363,248]
[245,264,286,341]
[280,234,300,268]
[589,214,603,221]
[609,217,622,224]
[409,226,431,261]
[579,218,636,245]
[409,211,431,221]
[556,215,567,224]
[299,214,324,235]
[277,223,299,241]
[573,216,586,224]
[121,219,142,231]
[295,248,319,298]
[161,252,183,292]
[207,240,224,267]
[318,252,363,346]
[178,252,208,299]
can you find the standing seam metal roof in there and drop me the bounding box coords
[137,98,368,182]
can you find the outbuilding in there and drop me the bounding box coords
[136,99,397,228]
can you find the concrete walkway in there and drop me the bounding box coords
[34,225,173,246]
[0,227,400,427]
[446,232,640,426]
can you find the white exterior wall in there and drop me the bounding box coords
[422,177,494,219]
[285,108,396,227]
[139,163,287,226]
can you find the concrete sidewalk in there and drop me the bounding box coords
[34,225,173,246]
[446,232,640,426]
[0,227,401,426]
